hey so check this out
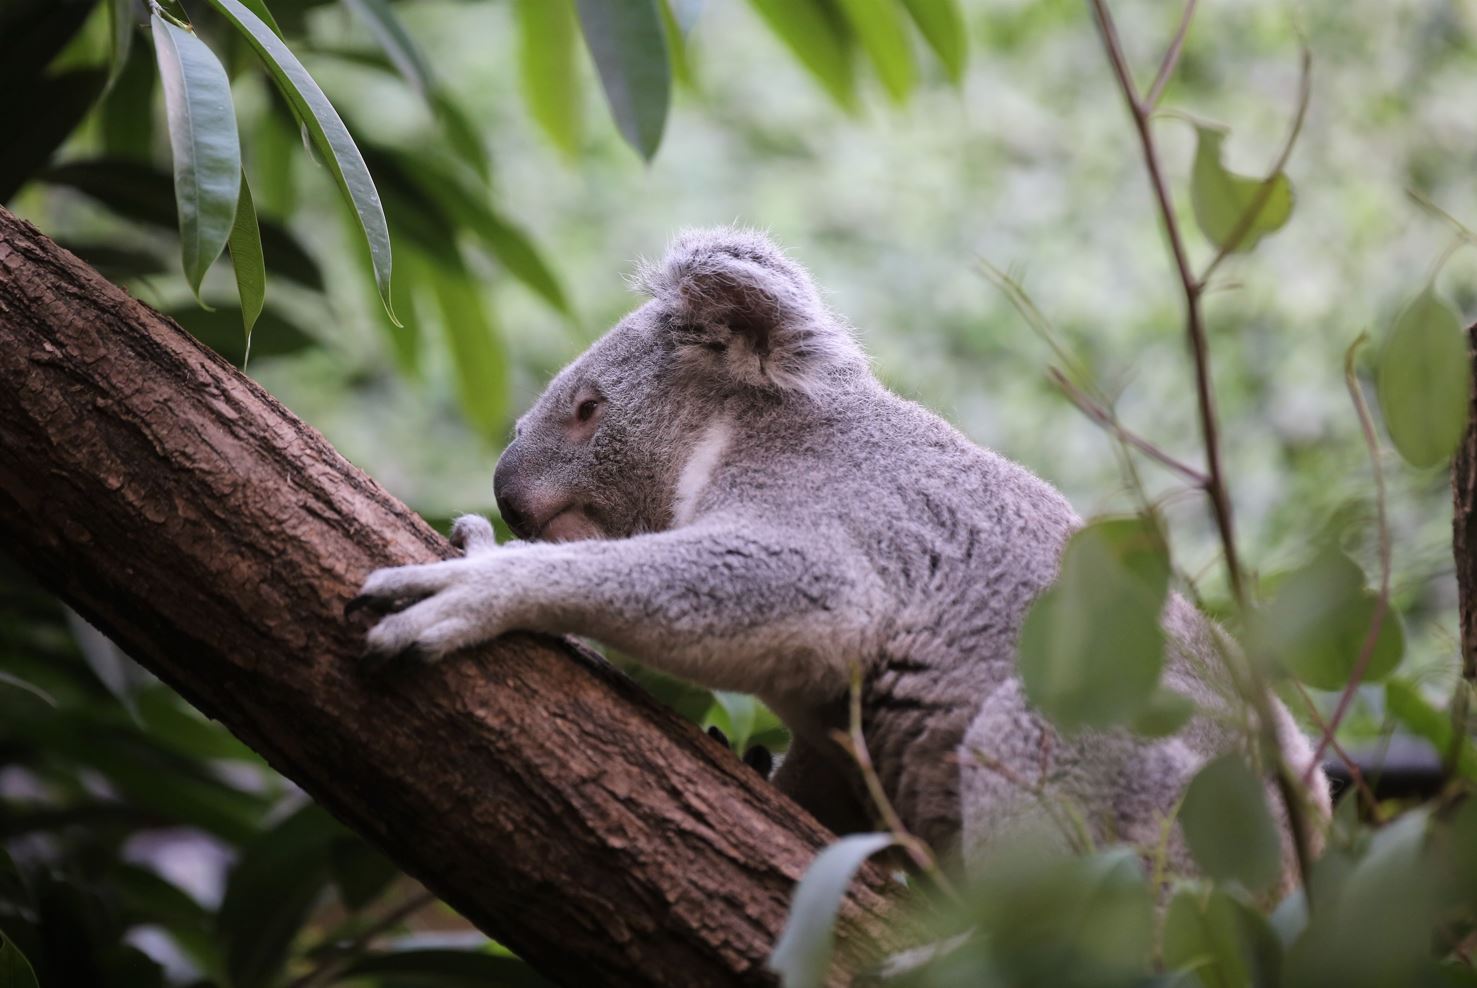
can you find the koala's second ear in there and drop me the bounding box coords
[636,227,865,393]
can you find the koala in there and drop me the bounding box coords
[351,227,1330,878]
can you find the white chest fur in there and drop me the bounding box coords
[672,418,732,527]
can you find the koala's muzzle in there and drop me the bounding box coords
[493,443,537,539]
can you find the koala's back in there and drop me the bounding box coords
[724,381,1316,871]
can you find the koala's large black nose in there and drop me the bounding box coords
[493,444,533,539]
[495,487,532,540]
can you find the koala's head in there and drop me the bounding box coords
[492,227,867,542]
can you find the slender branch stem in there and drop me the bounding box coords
[1145,0,1199,110]
[1047,367,1210,485]
[1089,0,1245,607]
[1305,335,1392,779]
[1089,0,1317,891]
[833,666,961,905]
[1199,48,1313,287]
[1292,681,1382,821]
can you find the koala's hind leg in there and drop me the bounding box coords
[770,736,874,837]
[957,680,1194,873]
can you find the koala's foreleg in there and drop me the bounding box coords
[352,518,865,699]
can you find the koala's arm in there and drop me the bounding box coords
[352,516,868,699]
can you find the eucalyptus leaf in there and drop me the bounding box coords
[1129,687,1196,738]
[206,0,398,323]
[152,12,242,301]
[901,0,967,84]
[575,0,670,160]
[227,171,266,355]
[1284,812,1438,986]
[1018,516,1170,730]
[834,0,916,102]
[1376,289,1470,469]
[343,0,434,98]
[0,931,39,988]
[769,832,894,988]
[1190,125,1293,254]
[1162,885,1282,988]
[1179,755,1282,893]
[426,252,510,442]
[219,805,342,988]
[746,0,856,110]
[1254,545,1403,691]
[1385,679,1477,780]
[106,0,136,92]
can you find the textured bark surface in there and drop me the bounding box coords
[0,207,901,987]
[1455,324,1477,685]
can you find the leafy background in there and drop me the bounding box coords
[3,0,1477,985]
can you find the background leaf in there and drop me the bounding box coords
[518,0,583,157]
[1179,755,1283,893]
[575,0,671,159]
[1255,545,1403,690]
[901,0,967,84]
[745,0,855,110]
[1376,288,1470,469]
[1190,125,1294,253]
[1018,516,1170,730]
[833,0,916,102]
[0,929,39,988]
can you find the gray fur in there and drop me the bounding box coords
[355,227,1330,880]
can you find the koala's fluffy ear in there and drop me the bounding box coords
[636,227,866,394]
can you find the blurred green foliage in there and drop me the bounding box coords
[3,0,1477,984]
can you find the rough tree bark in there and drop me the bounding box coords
[1450,324,1477,775]
[0,207,902,987]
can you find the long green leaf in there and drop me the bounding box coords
[834,0,916,102]
[106,0,136,92]
[227,170,266,356]
[746,0,856,110]
[343,0,433,96]
[426,252,509,442]
[152,12,242,301]
[0,930,39,988]
[769,833,894,988]
[517,0,583,157]
[901,0,966,83]
[206,0,398,324]
[575,0,670,160]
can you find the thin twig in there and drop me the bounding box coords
[1304,334,1392,779]
[1089,0,1245,607]
[1047,367,1210,485]
[1292,681,1382,821]
[832,665,962,905]
[289,889,438,988]
[1145,0,1199,110]
[1198,47,1313,287]
[1089,0,1317,891]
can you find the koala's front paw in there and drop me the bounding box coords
[449,514,498,557]
[347,560,496,670]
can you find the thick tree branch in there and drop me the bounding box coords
[0,207,900,987]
